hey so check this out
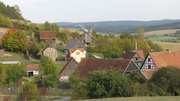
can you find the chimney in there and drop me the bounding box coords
[134,41,137,51]
[166,49,171,53]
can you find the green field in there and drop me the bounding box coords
[56,64,65,71]
[0,52,38,65]
[77,96,180,101]
[146,35,179,42]
[153,41,180,50]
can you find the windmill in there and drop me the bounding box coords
[79,24,97,45]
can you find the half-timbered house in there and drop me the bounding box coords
[141,49,180,79]
[42,44,58,61]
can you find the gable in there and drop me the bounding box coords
[141,54,158,70]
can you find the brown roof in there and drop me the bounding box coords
[122,50,144,60]
[69,48,85,53]
[149,50,180,68]
[133,50,145,60]
[40,31,56,40]
[73,58,131,79]
[143,69,157,79]
[26,64,39,71]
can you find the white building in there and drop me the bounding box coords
[26,64,39,76]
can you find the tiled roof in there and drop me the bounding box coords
[26,64,39,71]
[149,50,180,68]
[133,50,145,60]
[73,58,131,79]
[122,50,144,60]
[69,48,85,53]
[122,51,135,59]
[59,57,74,75]
[143,69,157,79]
[40,31,56,40]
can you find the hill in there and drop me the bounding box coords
[55,19,180,34]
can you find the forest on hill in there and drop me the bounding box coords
[56,20,180,34]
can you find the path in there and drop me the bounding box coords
[50,97,71,101]
[93,55,101,59]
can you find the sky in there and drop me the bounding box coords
[1,0,180,23]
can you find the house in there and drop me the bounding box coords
[122,41,144,67]
[39,31,56,41]
[64,39,86,55]
[42,44,58,61]
[0,49,5,55]
[66,48,86,63]
[72,58,144,79]
[59,58,78,80]
[141,49,180,79]
[26,64,39,76]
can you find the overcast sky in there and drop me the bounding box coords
[1,0,180,23]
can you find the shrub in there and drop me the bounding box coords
[18,83,40,101]
[87,70,132,98]
[87,46,95,53]
[149,66,180,96]
[72,85,88,100]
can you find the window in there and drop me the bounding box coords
[136,58,138,60]
[148,65,151,69]
[76,52,80,55]
[148,58,151,61]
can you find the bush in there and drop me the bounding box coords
[149,66,180,96]
[40,55,49,67]
[87,70,132,98]
[131,83,149,96]
[72,85,88,100]
[87,46,95,53]
[18,82,40,101]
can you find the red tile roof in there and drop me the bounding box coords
[69,48,85,53]
[40,31,56,40]
[73,58,132,79]
[26,64,39,71]
[143,69,157,79]
[122,50,144,60]
[133,50,145,60]
[149,50,180,68]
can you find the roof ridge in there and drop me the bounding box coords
[149,50,180,54]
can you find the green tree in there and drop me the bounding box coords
[2,29,29,52]
[87,70,132,98]
[108,34,116,39]
[137,26,145,41]
[18,82,40,101]
[28,38,40,56]
[44,58,58,75]
[120,32,133,39]
[44,21,51,31]
[150,66,180,95]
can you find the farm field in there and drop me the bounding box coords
[77,96,180,101]
[145,29,180,36]
[153,41,180,50]
[146,35,179,42]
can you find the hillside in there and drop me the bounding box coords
[55,19,180,34]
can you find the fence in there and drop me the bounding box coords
[0,87,74,95]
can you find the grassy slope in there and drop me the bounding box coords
[153,41,180,50]
[92,53,104,58]
[0,52,38,65]
[77,96,180,101]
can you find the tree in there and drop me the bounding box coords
[108,34,116,39]
[1,29,29,52]
[44,21,51,31]
[120,32,133,39]
[150,66,180,96]
[44,58,58,75]
[87,70,132,98]
[18,82,40,101]
[137,27,145,41]
[28,38,40,56]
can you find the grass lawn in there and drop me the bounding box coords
[77,96,180,101]
[146,35,179,42]
[56,64,65,71]
[0,52,38,65]
[92,53,104,58]
[153,41,180,50]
